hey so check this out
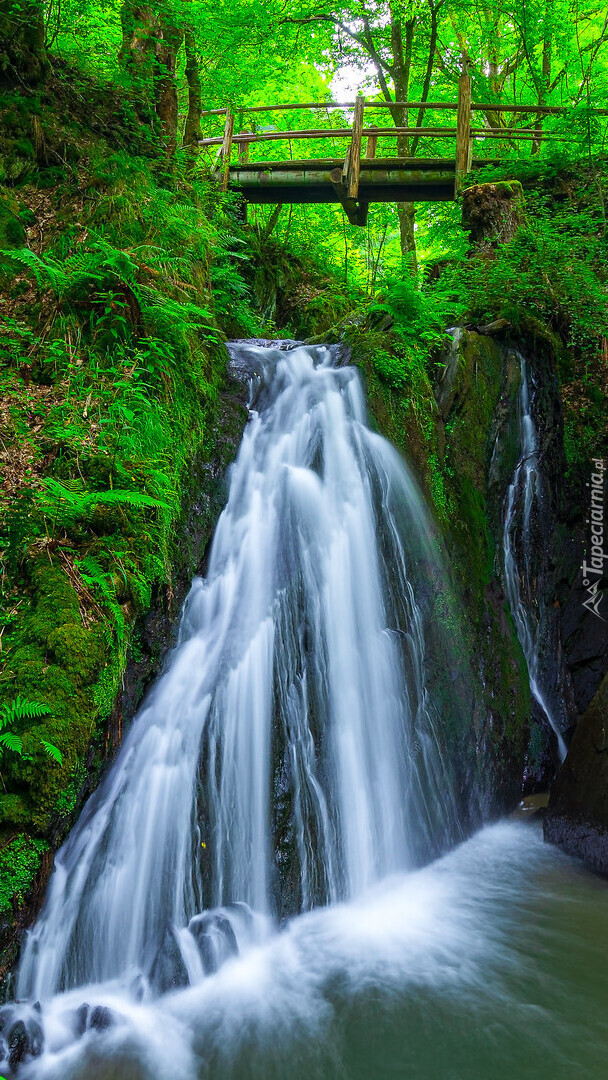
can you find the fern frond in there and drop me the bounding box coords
[0,732,23,754]
[40,739,63,764]
[0,248,69,293]
[0,696,53,727]
[84,489,170,511]
[35,479,170,522]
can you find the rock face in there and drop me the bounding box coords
[544,673,608,872]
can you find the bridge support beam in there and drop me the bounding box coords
[329,168,368,225]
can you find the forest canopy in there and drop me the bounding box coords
[2,0,608,272]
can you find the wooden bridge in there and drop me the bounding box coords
[196,76,595,226]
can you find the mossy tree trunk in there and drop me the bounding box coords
[183,29,202,152]
[119,0,183,155]
[462,181,526,254]
[0,0,46,86]
[155,21,184,157]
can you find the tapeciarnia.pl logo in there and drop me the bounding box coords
[581,457,606,620]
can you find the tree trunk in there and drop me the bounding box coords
[0,0,46,86]
[397,202,417,272]
[462,181,526,255]
[389,10,418,275]
[119,1,157,73]
[183,29,202,150]
[119,0,183,157]
[532,27,552,154]
[155,22,184,157]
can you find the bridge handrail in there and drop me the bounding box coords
[206,79,605,197]
[201,100,608,118]
[198,124,564,148]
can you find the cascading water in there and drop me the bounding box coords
[4,344,608,1080]
[15,343,460,1014]
[500,353,567,761]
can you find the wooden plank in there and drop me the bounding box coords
[234,166,458,188]
[344,94,365,198]
[366,126,378,159]
[455,74,472,196]
[220,109,234,191]
[231,156,461,171]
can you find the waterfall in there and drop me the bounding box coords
[501,354,567,761]
[17,343,461,1008]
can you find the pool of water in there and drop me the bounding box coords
[17,819,608,1080]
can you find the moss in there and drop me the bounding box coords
[46,623,106,686]
[0,795,30,826]
[0,835,49,915]
[0,192,26,248]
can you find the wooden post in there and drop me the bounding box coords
[455,74,472,196]
[366,126,378,160]
[220,108,234,191]
[238,131,252,165]
[343,94,365,199]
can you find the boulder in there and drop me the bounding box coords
[149,925,189,994]
[188,911,239,975]
[0,1003,44,1071]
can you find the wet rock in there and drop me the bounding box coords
[71,1002,119,1037]
[89,1005,116,1032]
[544,672,608,873]
[149,925,189,994]
[0,1003,44,1071]
[74,1002,90,1037]
[189,912,239,975]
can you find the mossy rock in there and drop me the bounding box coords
[0,191,26,247]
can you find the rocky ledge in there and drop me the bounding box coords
[544,672,608,874]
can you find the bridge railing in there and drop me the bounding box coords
[197,78,607,200]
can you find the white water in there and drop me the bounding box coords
[5,344,608,1079]
[17,344,459,1007]
[11,821,608,1080]
[501,355,567,761]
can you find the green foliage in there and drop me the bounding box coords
[0,697,62,765]
[0,835,49,915]
[35,478,170,525]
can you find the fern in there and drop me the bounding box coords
[40,740,63,764]
[0,696,53,728]
[35,478,170,526]
[0,732,23,754]
[76,555,126,649]
[0,248,69,293]
[0,698,62,765]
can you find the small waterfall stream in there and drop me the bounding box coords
[500,354,567,761]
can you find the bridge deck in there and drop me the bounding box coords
[228,158,496,206]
